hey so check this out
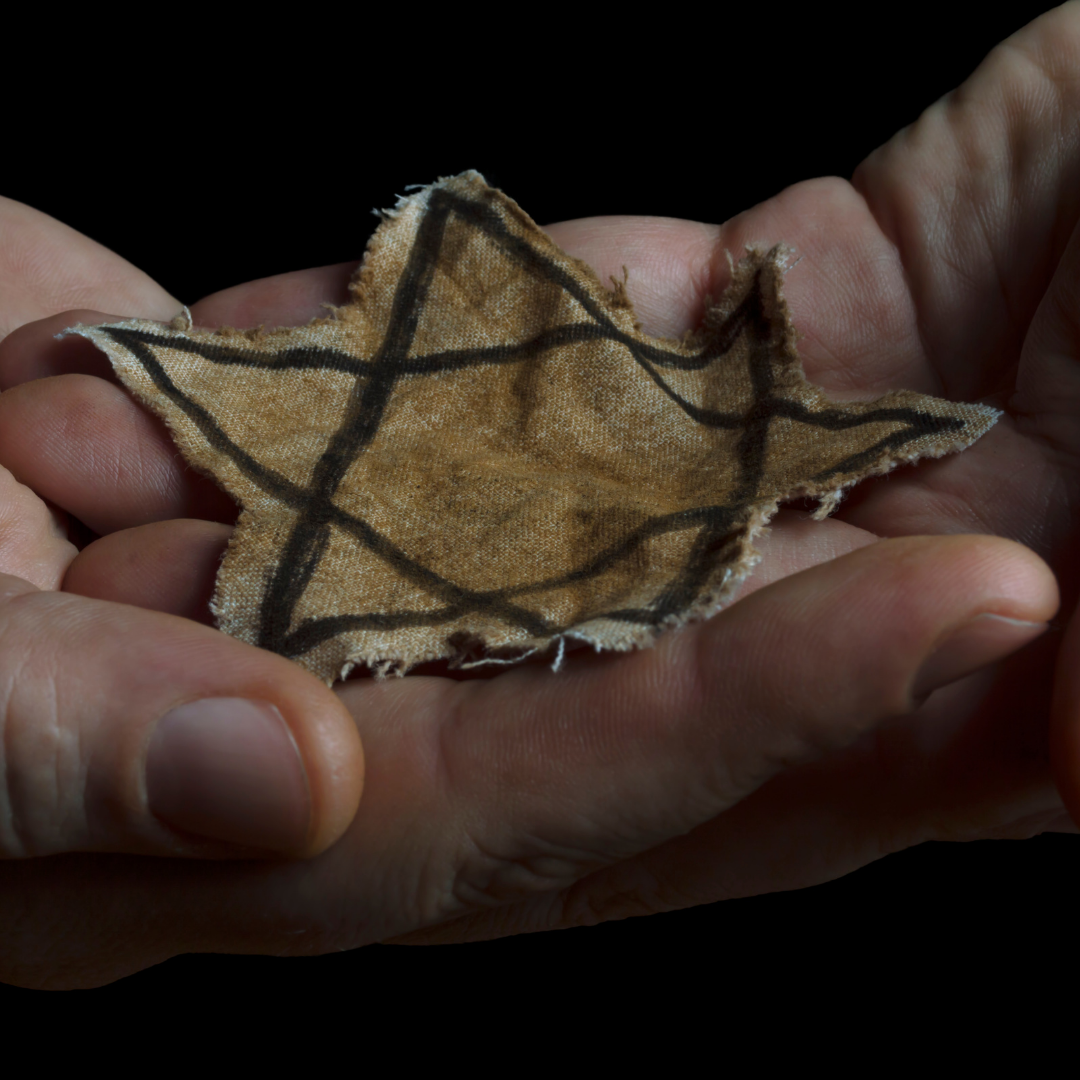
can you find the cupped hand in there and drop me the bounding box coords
[1,5,1079,988]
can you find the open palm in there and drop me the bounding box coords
[0,6,1077,985]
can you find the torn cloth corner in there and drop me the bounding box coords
[68,171,999,684]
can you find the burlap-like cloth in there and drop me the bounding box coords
[69,172,998,682]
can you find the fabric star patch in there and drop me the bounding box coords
[68,171,999,683]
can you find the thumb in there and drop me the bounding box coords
[392,535,1059,920]
[0,574,362,859]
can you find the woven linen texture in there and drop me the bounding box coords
[69,171,999,683]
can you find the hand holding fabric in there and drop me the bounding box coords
[0,5,1078,988]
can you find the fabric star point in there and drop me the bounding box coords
[69,172,999,683]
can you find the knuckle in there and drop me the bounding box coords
[448,827,607,912]
[558,862,688,928]
[0,593,89,857]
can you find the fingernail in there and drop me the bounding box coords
[147,698,311,852]
[913,614,1047,701]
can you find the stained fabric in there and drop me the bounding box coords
[69,172,999,683]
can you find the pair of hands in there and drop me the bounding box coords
[3,5,1080,990]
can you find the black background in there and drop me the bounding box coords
[2,2,1078,1019]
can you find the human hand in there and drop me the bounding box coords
[0,205,366,856]
[1,5,1078,987]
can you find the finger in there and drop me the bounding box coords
[0,265,357,392]
[57,512,870,657]
[0,534,1056,987]
[1011,208,1080,606]
[189,262,358,328]
[0,196,180,342]
[854,185,1080,591]
[543,217,720,340]
[337,533,1057,916]
[0,466,77,590]
[0,574,362,860]
[0,309,124,389]
[0,374,236,533]
[409,617,1073,944]
[736,508,877,598]
[853,4,1080,400]
[545,196,935,403]
[550,8,1080,407]
[0,246,885,551]
[62,519,231,624]
[400,752,1076,946]
[0,267,364,533]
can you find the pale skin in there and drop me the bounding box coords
[2,5,1080,990]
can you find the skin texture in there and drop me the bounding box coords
[1,5,1080,988]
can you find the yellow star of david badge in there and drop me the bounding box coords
[69,172,998,682]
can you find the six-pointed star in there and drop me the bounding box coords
[70,172,998,682]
